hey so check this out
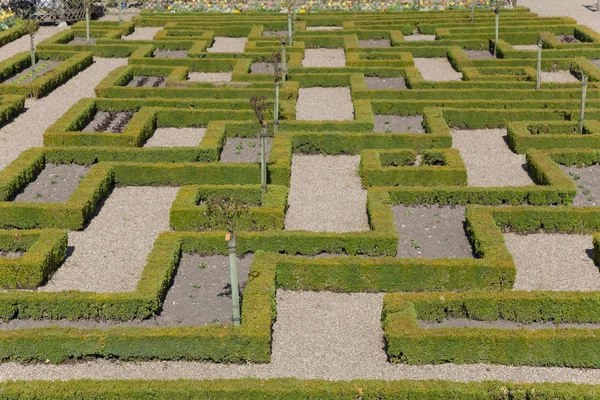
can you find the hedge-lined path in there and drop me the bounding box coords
[413,58,462,81]
[450,128,534,187]
[0,26,67,63]
[122,27,163,41]
[505,233,600,291]
[0,57,127,172]
[41,186,178,293]
[284,155,369,232]
[6,290,600,382]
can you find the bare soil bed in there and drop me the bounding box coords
[557,34,580,43]
[296,87,354,121]
[413,58,462,81]
[512,44,539,51]
[358,39,390,48]
[393,205,474,259]
[219,137,273,163]
[561,164,600,206]
[153,49,188,58]
[250,62,273,74]
[127,76,166,87]
[302,48,346,68]
[82,111,135,133]
[451,128,534,187]
[122,27,163,41]
[418,319,600,329]
[374,115,424,133]
[263,30,288,37]
[68,37,97,45]
[404,33,436,41]
[0,251,23,258]
[188,72,232,82]
[464,50,495,59]
[365,77,407,89]
[505,233,600,291]
[144,128,206,148]
[540,70,579,83]
[207,37,247,53]
[1,253,252,328]
[305,26,343,31]
[3,60,61,85]
[590,59,600,68]
[12,163,90,204]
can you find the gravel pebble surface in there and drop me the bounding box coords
[590,59,600,69]
[9,290,600,382]
[144,128,206,147]
[0,57,127,172]
[365,77,407,89]
[305,26,343,31]
[122,27,163,41]
[540,70,580,83]
[506,233,600,291]
[0,251,23,258]
[207,37,247,53]
[359,39,390,48]
[302,48,346,67]
[285,155,369,232]
[296,87,354,121]
[250,62,272,74]
[561,165,600,206]
[374,115,424,133]
[12,163,90,203]
[451,128,534,187]
[68,37,97,45]
[188,72,232,82]
[404,33,436,41]
[520,0,600,33]
[413,58,462,81]
[0,26,66,63]
[153,49,188,58]
[40,187,178,293]
[512,44,539,51]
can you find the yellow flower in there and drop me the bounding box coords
[233,9,240,12]
[299,9,306,12]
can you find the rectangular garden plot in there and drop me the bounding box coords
[296,87,354,121]
[393,205,474,259]
[82,110,136,133]
[302,48,346,68]
[153,48,188,58]
[374,115,424,133]
[220,137,273,163]
[144,127,206,148]
[561,164,600,207]
[126,76,166,88]
[207,37,247,53]
[365,77,407,90]
[413,58,462,81]
[11,163,91,204]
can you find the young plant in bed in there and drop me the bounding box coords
[249,96,272,202]
[268,51,282,133]
[274,31,289,84]
[205,196,249,327]
[22,18,39,80]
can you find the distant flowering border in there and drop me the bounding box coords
[151,0,516,13]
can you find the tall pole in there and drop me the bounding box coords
[493,9,499,56]
[536,39,542,89]
[274,83,279,133]
[227,233,240,327]
[30,35,36,80]
[282,43,287,85]
[85,5,90,43]
[260,123,267,201]
[287,11,293,46]
[580,74,588,135]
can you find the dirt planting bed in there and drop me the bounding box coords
[305,26,343,31]
[3,60,61,85]
[127,76,166,87]
[219,137,273,163]
[464,50,495,59]
[0,251,24,258]
[418,319,600,329]
[404,33,436,41]
[187,72,232,82]
[207,37,248,53]
[68,37,97,45]
[250,62,273,74]
[561,164,600,206]
[374,115,424,133]
[144,128,206,148]
[364,77,407,89]
[393,205,474,259]
[11,163,91,203]
[413,58,462,81]
[302,48,346,67]
[153,49,188,58]
[82,111,136,133]
[122,27,163,41]
[296,87,354,121]
[557,34,580,43]
[358,39,391,48]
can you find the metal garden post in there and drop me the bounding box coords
[84,0,92,43]
[536,39,542,89]
[227,232,240,327]
[23,20,39,81]
[494,8,499,56]
[580,74,588,134]
[260,121,267,200]
[282,42,287,84]
[287,10,293,46]
[274,83,279,133]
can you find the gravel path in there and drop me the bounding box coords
[296,87,354,121]
[404,33,436,41]
[207,37,247,53]
[0,57,127,172]
[188,72,232,82]
[41,187,178,293]
[0,26,66,63]
[302,48,346,67]
[413,58,462,81]
[521,0,600,34]
[305,26,343,31]
[8,290,600,382]
[512,45,539,51]
[505,233,600,291]
[285,155,369,232]
[540,71,580,83]
[144,128,206,147]
[122,27,163,41]
[451,128,534,187]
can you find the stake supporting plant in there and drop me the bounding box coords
[268,51,282,133]
[536,38,542,89]
[22,19,39,81]
[249,96,272,202]
[227,234,240,326]
[580,73,588,135]
[494,9,499,56]
[84,0,93,43]
[282,43,287,84]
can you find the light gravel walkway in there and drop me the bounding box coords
[285,155,369,232]
[302,48,346,67]
[0,58,127,172]
[521,0,600,34]
[0,26,66,63]
[8,290,600,383]
[122,27,163,41]
[413,58,462,81]
[305,26,343,31]
[296,87,354,121]
[540,71,580,83]
[512,44,539,51]
[505,233,600,291]
[207,37,247,53]
[451,128,534,187]
[41,187,178,293]
[144,128,206,147]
